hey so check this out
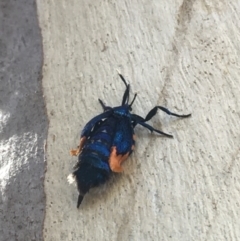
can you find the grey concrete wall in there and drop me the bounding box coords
[0,0,47,241]
[1,0,240,240]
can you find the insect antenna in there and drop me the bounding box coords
[129,93,137,110]
[121,85,130,105]
[119,74,130,105]
[118,74,128,88]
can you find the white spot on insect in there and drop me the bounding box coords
[67,174,76,184]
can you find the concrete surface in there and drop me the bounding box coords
[0,0,47,241]
[1,0,240,240]
[37,0,240,240]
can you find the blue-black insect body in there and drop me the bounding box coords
[68,74,191,208]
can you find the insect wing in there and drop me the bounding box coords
[109,118,135,172]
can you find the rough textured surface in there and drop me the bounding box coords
[38,0,240,240]
[0,0,47,240]
[29,0,240,240]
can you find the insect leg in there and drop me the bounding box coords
[137,121,173,138]
[131,114,173,138]
[98,99,112,112]
[131,114,145,127]
[145,106,191,122]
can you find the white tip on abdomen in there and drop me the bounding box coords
[67,173,76,184]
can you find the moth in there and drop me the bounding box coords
[68,74,191,208]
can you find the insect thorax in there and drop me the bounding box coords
[112,105,131,118]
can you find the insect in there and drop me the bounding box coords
[68,74,191,208]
